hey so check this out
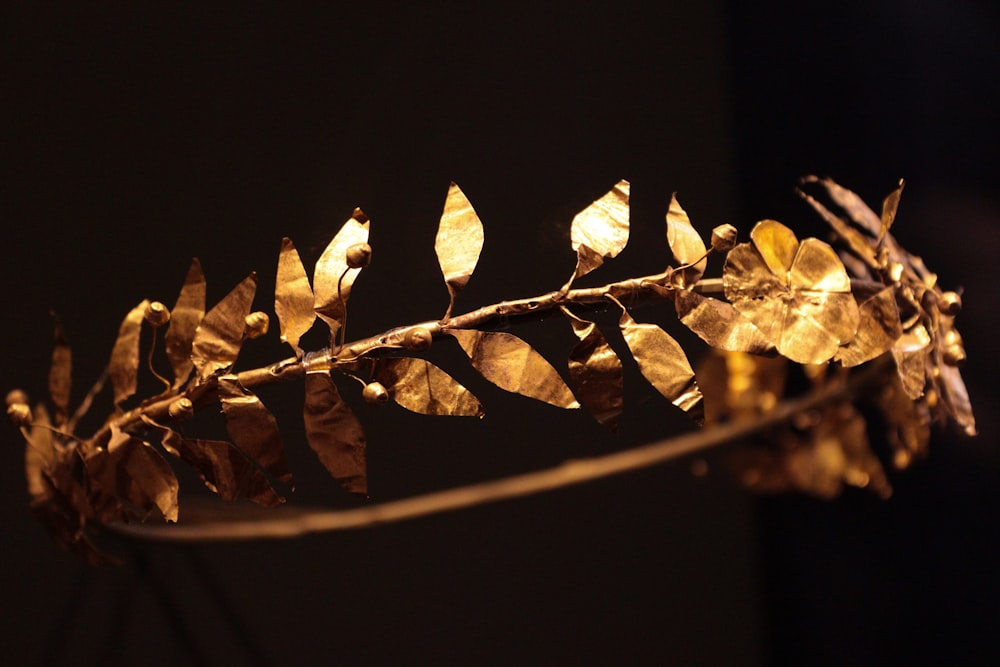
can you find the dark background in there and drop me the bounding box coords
[1,2,997,665]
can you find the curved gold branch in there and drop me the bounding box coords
[107,359,889,543]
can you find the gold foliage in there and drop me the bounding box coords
[8,176,979,561]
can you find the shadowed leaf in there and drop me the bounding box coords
[448,329,579,409]
[835,287,902,367]
[165,259,206,389]
[891,324,930,399]
[314,209,370,337]
[218,375,294,488]
[85,425,179,522]
[109,300,149,407]
[436,183,485,319]
[937,363,976,437]
[191,273,257,380]
[666,193,707,282]
[675,290,774,355]
[303,372,367,495]
[619,309,703,423]
[565,179,630,286]
[563,309,623,431]
[144,418,283,506]
[275,237,315,356]
[48,313,72,426]
[373,357,484,417]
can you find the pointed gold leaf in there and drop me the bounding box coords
[275,237,316,356]
[891,324,931,399]
[665,193,707,281]
[436,183,485,318]
[618,310,703,422]
[314,209,370,337]
[937,363,976,437]
[303,372,367,495]
[448,329,580,409]
[191,273,257,380]
[563,310,624,431]
[835,287,902,367]
[567,179,630,284]
[26,404,57,499]
[373,357,484,417]
[802,175,882,236]
[144,418,283,507]
[218,375,294,488]
[879,179,905,244]
[108,299,150,407]
[48,314,72,426]
[674,290,774,355]
[165,259,206,389]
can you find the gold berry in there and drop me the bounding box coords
[345,243,373,269]
[7,403,32,427]
[362,381,390,405]
[5,389,29,407]
[144,301,171,327]
[244,312,270,339]
[710,224,738,252]
[938,291,962,316]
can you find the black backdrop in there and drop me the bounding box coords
[1,3,997,665]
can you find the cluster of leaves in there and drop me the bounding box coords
[9,178,975,563]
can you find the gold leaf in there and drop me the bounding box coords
[144,418,283,507]
[48,314,72,426]
[891,324,930,399]
[25,404,58,499]
[218,375,294,488]
[563,309,624,431]
[801,175,882,236]
[566,179,630,284]
[665,193,707,282]
[724,221,860,364]
[191,273,257,380]
[274,237,316,356]
[796,187,880,270]
[313,209,370,337]
[448,329,580,409]
[165,259,206,389]
[674,290,774,355]
[834,287,902,367]
[618,309,703,422]
[303,372,367,495]
[435,183,485,319]
[86,425,179,522]
[879,179,905,244]
[372,357,484,417]
[108,299,149,407]
[937,363,976,437]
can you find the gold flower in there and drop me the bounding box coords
[722,220,860,364]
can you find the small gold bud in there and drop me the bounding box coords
[403,326,433,352]
[244,312,270,339]
[7,402,32,427]
[345,242,373,269]
[144,301,171,327]
[5,389,29,407]
[710,224,738,252]
[938,291,962,316]
[943,344,966,367]
[362,381,390,405]
[168,397,194,421]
